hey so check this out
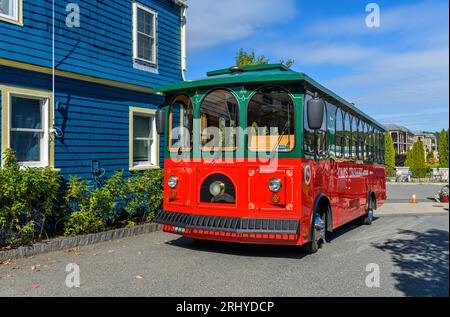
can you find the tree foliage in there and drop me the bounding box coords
[438,129,449,167]
[235,48,294,68]
[407,140,427,178]
[385,132,395,175]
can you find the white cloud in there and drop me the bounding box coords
[186,0,297,49]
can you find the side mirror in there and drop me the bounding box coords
[307,95,325,130]
[156,109,165,135]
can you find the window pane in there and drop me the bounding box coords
[133,140,151,163]
[351,117,357,159]
[138,34,153,61]
[133,115,152,139]
[170,100,193,150]
[201,90,239,149]
[10,131,41,162]
[249,87,295,152]
[138,9,154,35]
[344,113,351,158]
[11,97,42,129]
[335,109,344,158]
[0,0,10,15]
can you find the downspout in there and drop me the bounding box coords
[180,3,187,81]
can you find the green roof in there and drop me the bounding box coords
[154,64,386,131]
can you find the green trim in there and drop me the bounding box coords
[206,64,290,77]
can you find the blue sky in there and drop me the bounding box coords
[185,0,449,131]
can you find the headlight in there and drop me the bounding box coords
[269,178,282,192]
[209,181,225,196]
[168,176,178,189]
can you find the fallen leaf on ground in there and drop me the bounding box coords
[0,259,12,266]
[65,247,81,254]
[30,284,39,289]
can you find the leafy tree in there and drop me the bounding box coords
[409,140,427,178]
[235,48,294,68]
[438,129,449,167]
[385,132,395,175]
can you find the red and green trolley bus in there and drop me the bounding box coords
[154,64,386,253]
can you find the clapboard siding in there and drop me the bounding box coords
[0,0,183,87]
[0,65,166,179]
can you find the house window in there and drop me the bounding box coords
[133,2,157,66]
[9,94,49,167]
[0,0,20,24]
[130,108,159,169]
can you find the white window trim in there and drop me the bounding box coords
[132,2,157,66]
[0,0,20,23]
[7,91,50,168]
[130,107,160,170]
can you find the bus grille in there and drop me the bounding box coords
[155,211,299,235]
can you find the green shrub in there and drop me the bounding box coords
[0,149,61,246]
[64,210,106,236]
[63,169,164,236]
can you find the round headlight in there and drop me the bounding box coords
[209,181,225,197]
[269,178,282,192]
[168,176,178,189]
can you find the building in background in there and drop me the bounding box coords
[413,132,439,160]
[386,124,415,155]
[1,0,187,179]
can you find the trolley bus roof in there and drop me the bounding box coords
[154,64,386,131]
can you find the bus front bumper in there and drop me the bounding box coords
[154,211,301,244]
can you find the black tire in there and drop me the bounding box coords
[361,197,375,225]
[304,212,326,254]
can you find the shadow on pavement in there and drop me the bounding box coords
[374,229,449,297]
[166,217,376,259]
[167,237,308,260]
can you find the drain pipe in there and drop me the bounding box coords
[179,1,187,81]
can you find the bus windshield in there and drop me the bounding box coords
[247,87,295,152]
[200,90,239,151]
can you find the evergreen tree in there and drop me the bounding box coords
[385,132,395,176]
[410,140,427,178]
[438,129,449,167]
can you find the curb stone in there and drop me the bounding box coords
[0,223,161,261]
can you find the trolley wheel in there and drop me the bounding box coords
[360,198,375,225]
[304,212,326,254]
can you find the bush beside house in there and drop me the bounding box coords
[0,149,163,248]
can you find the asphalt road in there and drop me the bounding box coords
[386,183,445,203]
[1,213,448,297]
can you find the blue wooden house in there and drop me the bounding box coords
[0,0,186,179]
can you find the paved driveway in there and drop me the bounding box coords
[1,213,448,297]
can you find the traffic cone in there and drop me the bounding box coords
[411,194,417,204]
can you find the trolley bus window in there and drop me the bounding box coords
[351,115,358,160]
[248,87,295,152]
[169,96,193,151]
[335,108,344,158]
[200,90,239,151]
[303,94,327,156]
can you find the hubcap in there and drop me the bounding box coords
[368,208,374,221]
[314,215,326,242]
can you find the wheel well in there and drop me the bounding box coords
[314,195,333,233]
